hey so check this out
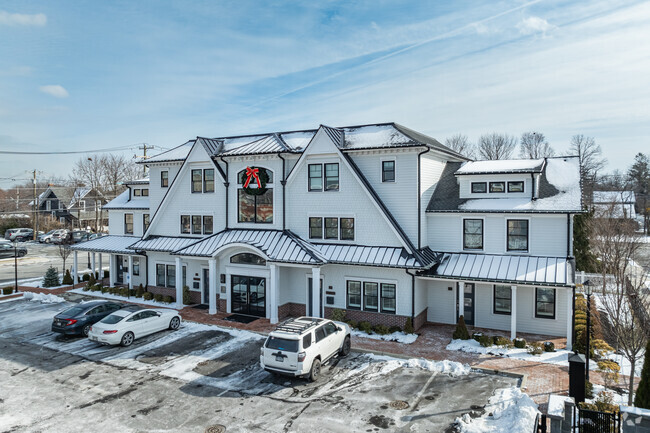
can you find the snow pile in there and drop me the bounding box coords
[69,288,182,310]
[446,339,509,356]
[23,292,65,303]
[367,354,471,377]
[351,329,418,344]
[457,387,539,433]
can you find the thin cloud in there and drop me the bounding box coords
[39,85,69,98]
[517,16,556,35]
[0,10,47,26]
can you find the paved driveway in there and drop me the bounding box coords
[0,298,519,432]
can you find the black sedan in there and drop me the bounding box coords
[52,301,125,337]
[0,242,27,258]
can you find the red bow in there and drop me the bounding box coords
[243,167,261,188]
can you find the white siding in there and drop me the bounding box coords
[425,280,456,324]
[427,213,569,257]
[420,155,447,248]
[107,210,146,237]
[148,163,183,216]
[458,174,532,199]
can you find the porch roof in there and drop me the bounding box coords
[422,253,575,287]
[69,235,140,254]
[314,244,431,269]
[128,236,201,252]
[172,229,326,265]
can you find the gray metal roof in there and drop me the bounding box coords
[221,134,291,156]
[70,235,141,254]
[314,244,426,268]
[424,253,574,287]
[128,236,201,252]
[142,140,195,164]
[172,229,325,264]
[455,159,545,175]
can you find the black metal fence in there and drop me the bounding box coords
[577,408,620,433]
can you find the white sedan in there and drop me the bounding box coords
[88,306,181,346]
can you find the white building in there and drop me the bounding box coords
[71,123,582,346]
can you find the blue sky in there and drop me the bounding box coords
[1,0,649,186]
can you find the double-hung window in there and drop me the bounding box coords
[324,218,338,239]
[191,170,202,193]
[308,163,339,191]
[493,285,511,315]
[156,264,165,286]
[181,215,190,234]
[507,219,529,251]
[309,217,323,239]
[535,288,555,319]
[324,163,339,191]
[143,214,150,232]
[192,216,202,234]
[340,218,354,240]
[161,170,169,187]
[166,265,176,288]
[203,216,213,235]
[124,214,133,235]
[156,264,175,288]
[382,161,395,182]
[363,282,379,311]
[203,169,214,192]
[463,219,483,250]
[380,283,396,313]
[308,164,322,191]
[346,281,361,309]
[132,257,140,276]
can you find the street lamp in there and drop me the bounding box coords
[584,280,592,382]
[14,242,19,294]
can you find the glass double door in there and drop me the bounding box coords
[231,275,266,317]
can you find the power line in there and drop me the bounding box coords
[0,143,145,155]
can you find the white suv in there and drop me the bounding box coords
[260,317,351,381]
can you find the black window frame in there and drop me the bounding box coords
[132,257,140,276]
[463,219,483,250]
[493,285,512,315]
[133,189,141,197]
[340,218,354,241]
[203,215,213,235]
[363,282,379,312]
[489,181,505,193]
[535,288,556,319]
[237,188,274,224]
[471,182,487,193]
[507,219,529,252]
[382,160,395,182]
[180,215,190,234]
[308,164,323,191]
[346,280,361,310]
[166,264,176,288]
[191,215,202,234]
[508,181,524,193]
[324,163,339,191]
[191,169,202,193]
[156,264,165,286]
[161,170,168,188]
[230,253,266,266]
[309,217,323,239]
[324,217,338,239]
[141,189,149,197]
[380,283,396,313]
[124,213,133,235]
[143,214,150,232]
[203,169,214,193]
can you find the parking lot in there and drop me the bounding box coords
[0,297,519,432]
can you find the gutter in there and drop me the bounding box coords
[417,147,430,249]
[277,153,287,231]
[220,157,230,230]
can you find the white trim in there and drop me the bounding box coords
[343,276,398,313]
[461,216,485,252]
[379,157,397,183]
[504,216,531,254]
[224,264,271,317]
[306,214,356,242]
[305,272,324,316]
[212,244,270,261]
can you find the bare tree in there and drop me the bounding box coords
[569,135,607,204]
[590,203,648,404]
[444,134,475,159]
[477,133,517,160]
[58,243,72,273]
[102,154,140,197]
[519,131,554,159]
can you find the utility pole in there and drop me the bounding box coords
[32,170,38,240]
[136,144,153,177]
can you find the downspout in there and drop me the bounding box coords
[405,269,416,326]
[277,153,286,231]
[566,213,571,257]
[220,157,230,229]
[572,286,576,348]
[417,147,431,249]
[143,253,148,289]
[530,173,535,200]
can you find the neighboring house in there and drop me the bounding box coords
[592,190,637,220]
[30,186,108,229]
[70,123,582,347]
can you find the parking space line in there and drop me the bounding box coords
[410,371,437,411]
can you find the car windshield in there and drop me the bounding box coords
[101,314,125,324]
[61,306,86,317]
[265,336,299,352]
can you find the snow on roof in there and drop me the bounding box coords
[70,235,140,254]
[547,395,574,419]
[128,236,201,252]
[221,135,290,156]
[342,124,414,149]
[593,190,636,203]
[103,190,149,210]
[124,178,149,185]
[456,159,545,175]
[279,131,315,151]
[144,140,195,163]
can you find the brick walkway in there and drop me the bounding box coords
[7,286,634,411]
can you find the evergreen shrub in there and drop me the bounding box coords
[452,316,470,340]
[62,270,73,285]
[43,267,60,288]
[513,338,526,349]
[143,292,153,300]
[404,317,414,334]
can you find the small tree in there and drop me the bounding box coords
[87,273,96,288]
[453,316,470,340]
[634,340,650,409]
[182,285,192,305]
[58,243,72,273]
[43,266,60,288]
[62,269,73,285]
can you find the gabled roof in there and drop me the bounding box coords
[103,190,149,210]
[427,156,582,213]
[31,186,93,209]
[220,134,292,156]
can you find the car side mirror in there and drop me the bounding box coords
[337,326,343,332]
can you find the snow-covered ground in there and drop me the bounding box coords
[23,292,65,303]
[68,287,180,309]
[456,387,539,433]
[446,339,643,377]
[351,329,418,344]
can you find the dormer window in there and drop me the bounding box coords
[382,161,395,182]
[508,181,524,193]
[161,170,169,188]
[471,182,487,193]
[133,189,141,197]
[141,188,149,196]
[489,182,505,193]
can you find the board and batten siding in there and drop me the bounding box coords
[426,213,569,257]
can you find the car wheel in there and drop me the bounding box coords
[339,335,351,357]
[169,316,180,330]
[121,331,135,347]
[308,358,321,382]
[45,239,51,244]
[82,324,91,337]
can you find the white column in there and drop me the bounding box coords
[91,253,96,279]
[209,258,217,315]
[73,251,79,284]
[510,285,517,340]
[566,288,573,351]
[458,281,464,320]
[127,255,133,291]
[109,254,115,287]
[175,257,183,307]
[311,267,321,318]
[270,264,278,324]
[98,254,103,283]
